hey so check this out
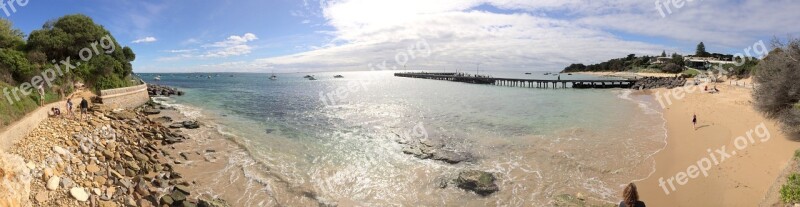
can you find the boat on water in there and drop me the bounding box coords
[524,72,532,75]
[544,72,552,75]
[568,73,573,75]
[303,75,313,78]
[269,71,278,80]
[154,75,161,81]
[334,75,344,78]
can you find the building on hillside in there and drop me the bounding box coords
[684,56,735,70]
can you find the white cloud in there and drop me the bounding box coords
[155,33,259,62]
[202,33,259,58]
[239,0,667,72]
[165,49,195,53]
[132,36,158,43]
[141,0,800,73]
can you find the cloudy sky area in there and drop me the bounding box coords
[7,0,800,73]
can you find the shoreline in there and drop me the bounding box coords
[149,98,323,206]
[635,82,799,206]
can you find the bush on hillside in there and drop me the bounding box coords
[0,49,34,84]
[753,38,800,138]
[662,63,684,73]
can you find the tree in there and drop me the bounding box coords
[696,42,709,57]
[671,53,685,66]
[26,14,135,91]
[0,18,24,49]
[753,38,800,138]
[661,50,667,57]
[0,49,34,84]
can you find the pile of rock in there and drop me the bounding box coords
[147,84,184,97]
[394,135,500,196]
[400,139,472,164]
[631,76,687,90]
[9,103,226,206]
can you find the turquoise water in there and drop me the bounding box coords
[143,71,666,206]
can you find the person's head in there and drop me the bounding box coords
[622,183,639,207]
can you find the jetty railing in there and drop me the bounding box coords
[394,72,637,89]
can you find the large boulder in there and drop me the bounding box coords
[431,150,471,164]
[0,153,32,207]
[198,197,231,207]
[142,107,161,115]
[109,110,138,120]
[455,170,499,196]
[182,121,200,129]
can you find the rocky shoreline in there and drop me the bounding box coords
[3,100,230,207]
[148,84,184,97]
[631,76,688,90]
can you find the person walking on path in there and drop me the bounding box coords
[79,97,89,121]
[692,113,698,130]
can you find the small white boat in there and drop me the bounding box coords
[154,75,161,81]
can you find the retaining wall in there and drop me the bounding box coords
[99,84,149,110]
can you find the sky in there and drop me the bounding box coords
[4,0,800,73]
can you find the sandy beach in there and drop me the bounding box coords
[635,81,799,206]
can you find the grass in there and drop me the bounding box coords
[782,173,800,203]
[682,69,701,78]
[0,81,62,127]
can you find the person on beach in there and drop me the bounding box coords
[51,107,61,117]
[692,113,698,130]
[66,97,74,119]
[37,84,45,106]
[619,183,646,207]
[80,97,89,121]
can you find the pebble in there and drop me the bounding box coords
[53,146,69,155]
[34,191,48,203]
[86,163,100,173]
[46,176,60,190]
[70,187,89,202]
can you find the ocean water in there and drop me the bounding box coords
[141,71,666,206]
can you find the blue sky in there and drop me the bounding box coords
[5,0,799,73]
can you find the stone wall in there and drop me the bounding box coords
[99,84,149,110]
[0,101,64,151]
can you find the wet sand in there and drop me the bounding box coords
[151,106,320,206]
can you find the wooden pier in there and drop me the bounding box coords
[394,72,637,89]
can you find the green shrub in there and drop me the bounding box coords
[682,69,700,78]
[782,173,800,203]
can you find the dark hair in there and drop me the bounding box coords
[623,183,639,207]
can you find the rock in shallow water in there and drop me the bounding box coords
[455,170,499,196]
